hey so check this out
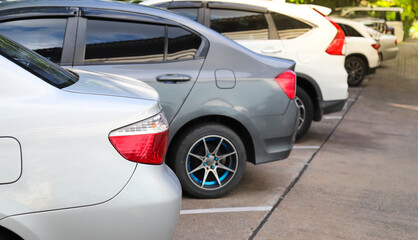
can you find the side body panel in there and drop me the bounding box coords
[0,56,160,218]
[0,165,181,240]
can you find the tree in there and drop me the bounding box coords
[286,0,417,39]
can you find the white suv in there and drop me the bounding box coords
[143,0,348,139]
[332,17,380,86]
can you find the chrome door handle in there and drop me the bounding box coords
[156,74,191,83]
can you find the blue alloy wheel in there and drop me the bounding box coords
[186,135,238,190]
[171,123,246,198]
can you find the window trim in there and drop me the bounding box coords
[207,2,267,13]
[0,7,77,22]
[167,1,204,9]
[74,14,208,66]
[80,8,179,26]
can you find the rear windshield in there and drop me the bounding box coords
[0,34,78,88]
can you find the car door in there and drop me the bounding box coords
[72,9,207,123]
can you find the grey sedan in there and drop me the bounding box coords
[0,0,298,198]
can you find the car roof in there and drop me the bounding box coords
[142,0,329,27]
[335,6,403,13]
[0,0,202,26]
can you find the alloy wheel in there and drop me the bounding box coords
[295,96,305,130]
[186,135,238,190]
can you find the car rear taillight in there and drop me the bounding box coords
[371,43,380,50]
[275,70,296,100]
[313,9,345,55]
[395,39,398,46]
[109,113,169,165]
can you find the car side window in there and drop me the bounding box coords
[167,26,202,61]
[168,8,199,21]
[270,12,313,39]
[209,9,269,40]
[338,23,362,37]
[0,18,67,63]
[85,20,165,63]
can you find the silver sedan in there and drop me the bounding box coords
[0,34,181,240]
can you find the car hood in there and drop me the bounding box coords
[63,69,159,101]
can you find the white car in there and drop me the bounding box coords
[143,0,349,140]
[332,17,380,86]
[367,27,399,61]
[0,34,181,240]
[333,6,404,42]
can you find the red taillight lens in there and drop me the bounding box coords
[371,43,380,50]
[313,8,345,55]
[109,113,169,165]
[395,39,398,46]
[275,70,296,100]
[325,20,345,55]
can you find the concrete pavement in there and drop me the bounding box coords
[253,40,418,240]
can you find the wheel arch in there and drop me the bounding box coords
[167,115,256,165]
[296,73,323,121]
[0,225,23,240]
[346,53,369,70]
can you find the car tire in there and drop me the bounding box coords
[170,123,246,198]
[0,229,21,240]
[295,87,313,141]
[345,56,366,87]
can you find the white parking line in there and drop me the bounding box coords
[348,98,356,102]
[180,206,272,215]
[323,116,343,120]
[293,145,320,149]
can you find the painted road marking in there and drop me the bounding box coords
[293,145,320,149]
[324,116,343,120]
[180,206,272,215]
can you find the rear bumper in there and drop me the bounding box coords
[0,164,181,240]
[382,47,398,61]
[251,100,298,165]
[322,99,347,115]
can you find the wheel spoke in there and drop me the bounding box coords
[213,169,222,187]
[217,162,236,173]
[202,138,210,155]
[188,164,205,175]
[201,169,210,187]
[189,152,205,161]
[218,151,236,160]
[212,137,224,155]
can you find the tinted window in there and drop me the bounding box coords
[169,8,199,21]
[167,26,202,61]
[0,18,67,63]
[338,23,362,37]
[210,9,268,40]
[85,20,165,63]
[271,13,312,39]
[0,35,77,88]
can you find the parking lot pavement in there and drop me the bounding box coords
[173,40,418,240]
